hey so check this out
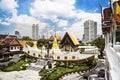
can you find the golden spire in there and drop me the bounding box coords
[32,41,38,49]
[52,38,59,49]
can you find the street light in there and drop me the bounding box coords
[47,40,52,58]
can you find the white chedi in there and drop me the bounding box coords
[23,41,47,58]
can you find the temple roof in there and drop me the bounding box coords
[49,35,61,41]
[0,34,20,46]
[0,41,5,46]
[61,32,79,46]
[4,38,20,46]
[67,32,79,45]
[0,34,17,40]
[18,40,27,47]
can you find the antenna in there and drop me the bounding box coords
[46,25,48,39]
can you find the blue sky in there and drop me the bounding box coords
[0,0,116,39]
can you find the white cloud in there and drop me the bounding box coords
[58,20,68,27]
[24,0,102,39]
[30,0,76,21]
[93,8,98,13]
[0,0,18,16]
[8,14,47,37]
[0,0,102,40]
[67,22,84,40]
[0,18,10,26]
[9,15,40,25]
[0,21,10,26]
[66,10,102,40]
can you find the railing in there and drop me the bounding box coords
[58,59,98,80]
[106,44,120,80]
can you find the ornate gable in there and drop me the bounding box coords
[10,39,20,45]
[60,32,79,51]
[61,32,79,46]
[0,41,5,46]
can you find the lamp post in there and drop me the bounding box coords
[47,48,49,58]
[47,40,52,58]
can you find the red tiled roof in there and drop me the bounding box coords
[3,37,21,46]
[0,41,5,46]
[4,38,14,43]
[0,34,16,39]
[0,49,8,53]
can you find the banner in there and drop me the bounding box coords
[113,1,120,23]
[103,8,112,20]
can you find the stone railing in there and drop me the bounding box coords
[106,44,120,80]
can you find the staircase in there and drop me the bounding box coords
[27,59,47,71]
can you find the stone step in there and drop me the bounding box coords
[27,66,41,71]
[35,61,46,65]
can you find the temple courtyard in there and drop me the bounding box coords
[0,70,41,80]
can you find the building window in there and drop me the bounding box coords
[72,56,75,59]
[0,54,2,59]
[33,53,35,56]
[57,56,60,59]
[64,56,67,59]
[38,54,41,57]
[17,46,19,49]
[11,47,13,50]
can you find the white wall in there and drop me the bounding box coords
[10,46,20,51]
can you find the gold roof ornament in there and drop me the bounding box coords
[52,38,59,49]
[32,41,38,49]
[49,35,61,41]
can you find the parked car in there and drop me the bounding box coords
[88,74,98,80]
[98,69,105,78]
[98,77,105,80]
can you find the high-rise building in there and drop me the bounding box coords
[15,31,20,38]
[32,24,39,40]
[83,20,97,42]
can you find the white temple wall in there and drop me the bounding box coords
[106,44,120,80]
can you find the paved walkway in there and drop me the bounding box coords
[0,70,40,80]
[0,59,47,80]
[27,59,47,71]
[62,72,83,80]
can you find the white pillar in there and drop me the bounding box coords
[106,33,110,45]
[113,26,116,47]
[104,34,107,50]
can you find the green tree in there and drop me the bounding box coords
[91,37,105,57]
[37,38,45,48]
[22,36,32,41]
[37,38,52,49]
[79,40,85,46]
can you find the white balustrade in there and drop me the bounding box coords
[106,44,120,80]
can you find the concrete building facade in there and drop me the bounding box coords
[83,20,97,42]
[32,24,39,40]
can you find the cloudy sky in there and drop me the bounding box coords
[0,0,118,40]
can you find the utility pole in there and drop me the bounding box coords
[46,26,49,39]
